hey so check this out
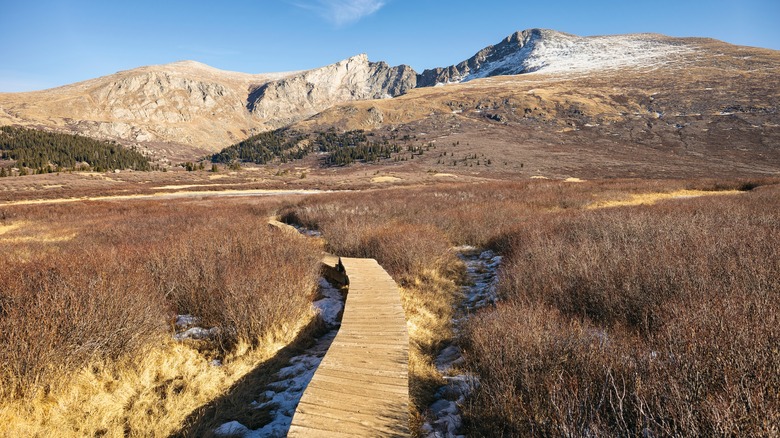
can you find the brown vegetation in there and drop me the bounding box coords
[281,178,778,436]
[1,174,777,436]
[462,185,780,436]
[0,197,321,436]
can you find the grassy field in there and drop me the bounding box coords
[1,174,777,436]
[463,187,780,436]
[280,177,779,436]
[0,197,321,436]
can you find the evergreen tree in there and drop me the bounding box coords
[0,126,151,172]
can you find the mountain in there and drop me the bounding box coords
[0,57,413,161]
[1,28,779,176]
[416,29,694,86]
[247,54,416,127]
[288,33,780,178]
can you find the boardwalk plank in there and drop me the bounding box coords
[289,257,409,437]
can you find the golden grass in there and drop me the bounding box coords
[0,188,325,207]
[371,176,402,183]
[151,183,242,190]
[399,268,463,432]
[588,189,742,209]
[0,222,23,235]
[0,220,77,243]
[0,318,313,438]
[0,198,322,436]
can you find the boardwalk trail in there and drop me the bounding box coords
[268,219,410,437]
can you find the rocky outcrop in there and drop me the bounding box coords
[418,29,543,86]
[247,54,416,127]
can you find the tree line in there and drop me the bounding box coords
[211,128,401,167]
[0,126,151,173]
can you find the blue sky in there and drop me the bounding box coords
[1,0,779,92]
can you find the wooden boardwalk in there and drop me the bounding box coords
[268,218,410,436]
[288,257,410,437]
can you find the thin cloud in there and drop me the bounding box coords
[295,0,386,26]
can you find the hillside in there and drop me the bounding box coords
[287,36,780,178]
[0,57,413,161]
[0,125,151,173]
[1,29,779,177]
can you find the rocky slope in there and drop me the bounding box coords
[248,54,416,127]
[0,57,414,160]
[1,28,778,170]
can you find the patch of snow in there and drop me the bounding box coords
[214,278,344,437]
[313,277,344,327]
[214,421,250,436]
[452,31,695,85]
[422,247,502,437]
[172,315,219,342]
[174,314,199,328]
[290,223,322,238]
[173,326,219,341]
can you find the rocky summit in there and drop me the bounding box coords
[416,29,695,85]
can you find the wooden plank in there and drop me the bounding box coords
[289,257,409,437]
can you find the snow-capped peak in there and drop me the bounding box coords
[418,29,696,86]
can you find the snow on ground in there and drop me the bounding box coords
[313,277,344,327]
[290,223,322,238]
[214,278,344,437]
[172,314,220,341]
[422,246,502,438]
[458,31,695,84]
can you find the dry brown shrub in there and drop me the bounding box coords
[0,197,323,435]
[463,188,780,436]
[276,178,779,435]
[146,217,321,351]
[0,250,167,399]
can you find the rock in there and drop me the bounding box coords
[247,54,416,127]
[417,28,695,86]
[417,30,542,86]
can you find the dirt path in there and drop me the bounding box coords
[0,188,327,206]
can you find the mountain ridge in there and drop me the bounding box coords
[1,28,778,164]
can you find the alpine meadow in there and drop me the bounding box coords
[1,7,779,437]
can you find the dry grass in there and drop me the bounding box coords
[587,188,743,209]
[462,185,780,436]
[0,198,322,436]
[2,175,777,436]
[281,177,778,436]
